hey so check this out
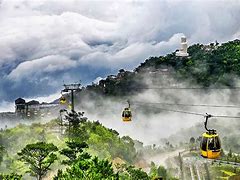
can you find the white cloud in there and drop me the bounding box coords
[0,0,240,100]
[1,0,240,73]
[0,101,15,112]
[8,55,77,80]
[80,33,183,69]
[93,76,104,85]
[24,91,60,103]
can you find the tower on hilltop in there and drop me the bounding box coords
[176,36,189,57]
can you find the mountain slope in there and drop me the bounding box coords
[75,39,240,99]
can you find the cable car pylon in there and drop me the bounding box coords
[61,83,81,112]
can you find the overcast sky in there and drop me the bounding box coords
[0,0,240,107]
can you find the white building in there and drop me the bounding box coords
[176,36,189,57]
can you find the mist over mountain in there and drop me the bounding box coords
[57,39,240,144]
[0,0,240,103]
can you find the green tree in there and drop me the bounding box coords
[228,149,233,158]
[0,133,4,165]
[149,163,169,180]
[190,137,195,144]
[149,162,158,178]
[0,145,4,166]
[60,141,90,165]
[157,166,167,179]
[17,142,58,180]
[127,167,149,180]
[117,164,149,180]
[55,156,118,179]
[64,111,89,142]
[124,165,149,180]
[0,173,22,180]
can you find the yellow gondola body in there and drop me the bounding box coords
[122,108,132,122]
[60,96,67,104]
[200,132,221,159]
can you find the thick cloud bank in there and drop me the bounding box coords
[0,0,240,105]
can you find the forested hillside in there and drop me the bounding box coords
[0,113,151,179]
[0,110,178,179]
[0,118,135,167]
[82,39,240,98]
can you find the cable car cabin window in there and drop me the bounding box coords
[207,137,220,150]
[201,137,208,151]
[208,138,215,150]
[123,111,131,118]
[215,137,221,149]
[60,96,66,100]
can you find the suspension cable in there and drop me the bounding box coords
[132,101,240,108]
[133,103,240,119]
[138,87,240,90]
[134,103,205,116]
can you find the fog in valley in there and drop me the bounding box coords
[1,71,240,146]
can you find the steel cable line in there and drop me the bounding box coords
[211,115,240,118]
[131,101,240,108]
[138,87,240,90]
[132,102,240,119]
[133,103,205,116]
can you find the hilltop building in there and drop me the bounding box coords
[15,98,26,114]
[176,36,189,57]
[15,98,59,118]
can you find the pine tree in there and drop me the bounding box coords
[18,142,58,180]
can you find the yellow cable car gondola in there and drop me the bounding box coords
[200,114,221,159]
[60,96,67,104]
[122,100,132,122]
[59,90,67,104]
